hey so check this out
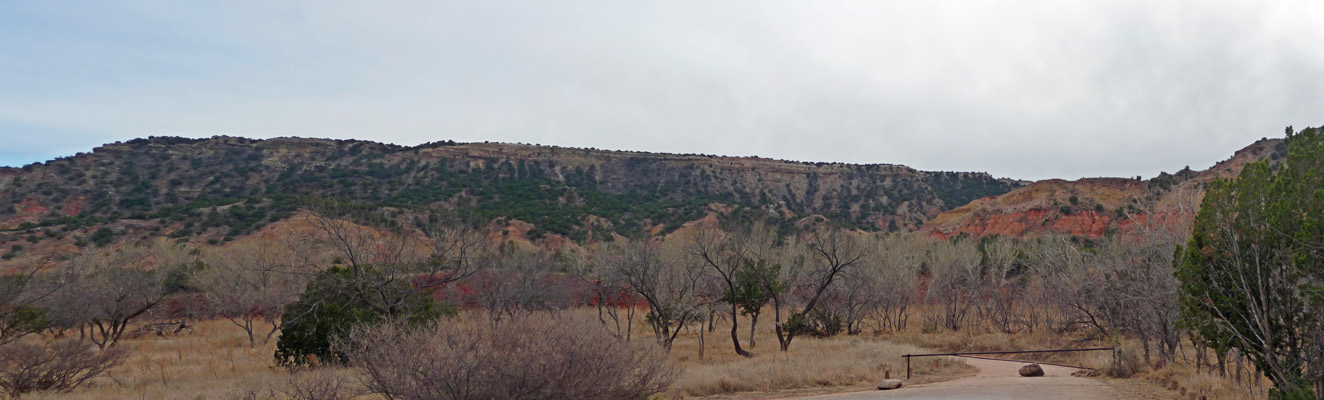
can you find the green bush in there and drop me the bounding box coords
[89,228,115,247]
[782,309,843,338]
[274,267,451,366]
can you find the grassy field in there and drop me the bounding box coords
[12,306,1273,400]
[17,309,968,399]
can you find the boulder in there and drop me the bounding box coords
[1019,363,1045,377]
[876,379,903,390]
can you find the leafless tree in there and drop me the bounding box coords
[924,239,981,332]
[305,210,414,274]
[1118,187,1197,367]
[560,249,637,340]
[1022,235,1087,333]
[300,210,493,320]
[824,265,881,335]
[195,240,313,347]
[43,239,190,349]
[684,225,765,357]
[978,237,1022,333]
[601,239,704,351]
[690,276,726,360]
[0,253,61,345]
[1093,235,1183,367]
[774,227,872,350]
[412,214,491,289]
[863,234,924,333]
[471,249,574,326]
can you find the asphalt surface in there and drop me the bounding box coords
[794,357,1119,400]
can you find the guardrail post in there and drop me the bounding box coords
[905,355,912,380]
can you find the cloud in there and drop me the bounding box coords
[1,0,1321,179]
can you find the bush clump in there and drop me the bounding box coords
[349,313,678,400]
[0,340,127,397]
[275,267,449,366]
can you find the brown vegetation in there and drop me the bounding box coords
[349,312,676,400]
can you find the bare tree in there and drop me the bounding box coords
[685,225,761,357]
[1023,235,1087,333]
[0,254,60,345]
[412,213,491,289]
[774,227,872,350]
[979,237,1022,333]
[471,249,574,326]
[44,240,189,349]
[302,209,493,316]
[601,239,704,351]
[863,234,923,333]
[925,239,981,332]
[195,240,312,347]
[559,248,637,340]
[305,210,414,275]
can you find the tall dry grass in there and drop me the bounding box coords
[18,308,972,399]
[648,308,967,397]
[673,337,962,397]
[17,304,1276,400]
[19,319,361,400]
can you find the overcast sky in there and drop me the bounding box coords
[2,1,1321,180]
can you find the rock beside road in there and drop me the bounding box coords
[1019,363,1045,377]
[877,379,903,390]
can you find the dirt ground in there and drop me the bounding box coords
[780,357,1158,400]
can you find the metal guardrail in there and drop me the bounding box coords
[901,347,1116,379]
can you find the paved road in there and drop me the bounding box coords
[796,357,1119,400]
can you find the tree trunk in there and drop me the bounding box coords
[749,312,758,348]
[264,321,280,344]
[730,304,751,357]
[775,324,789,351]
[697,318,706,360]
[625,303,635,342]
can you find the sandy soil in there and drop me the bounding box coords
[790,357,1121,400]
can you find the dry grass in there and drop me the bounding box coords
[1134,360,1270,400]
[16,309,973,399]
[672,337,964,397]
[653,311,968,398]
[19,320,362,400]
[31,306,1274,400]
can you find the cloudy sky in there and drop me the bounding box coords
[1,1,1321,180]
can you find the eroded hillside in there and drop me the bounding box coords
[921,138,1285,238]
[0,136,1021,263]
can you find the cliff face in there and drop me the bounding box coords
[0,136,1021,262]
[922,138,1285,238]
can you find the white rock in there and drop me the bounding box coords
[877,379,903,390]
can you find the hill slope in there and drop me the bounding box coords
[921,138,1285,238]
[0,136,1021,260]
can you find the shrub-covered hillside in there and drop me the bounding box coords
[0,136,1022,251]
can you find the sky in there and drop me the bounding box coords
[1,1,1322,180]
